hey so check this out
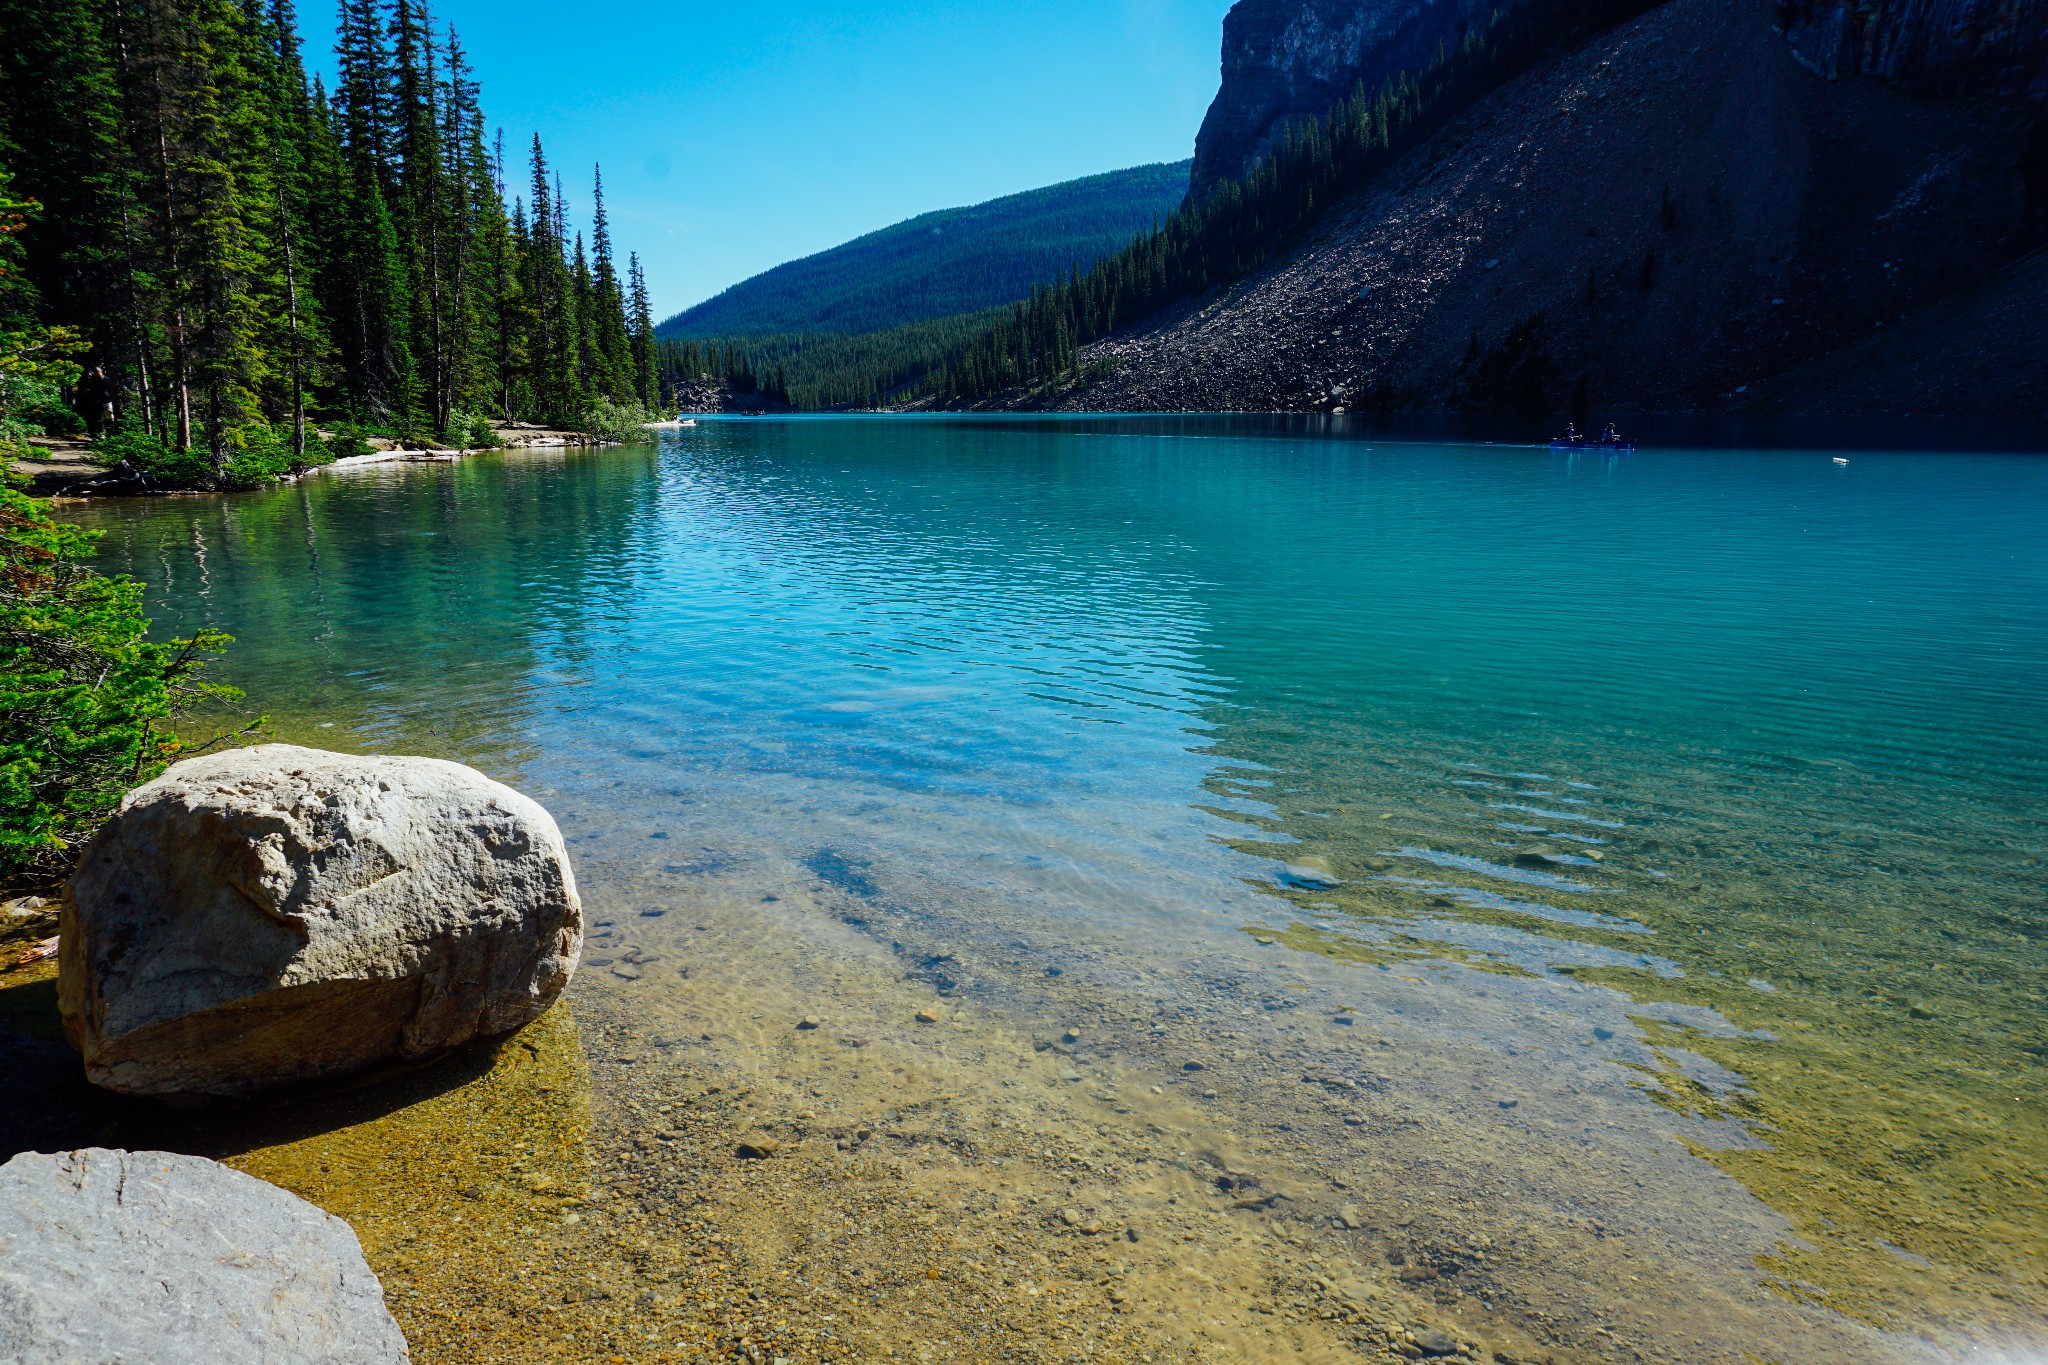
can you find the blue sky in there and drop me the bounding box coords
[301,0,1234,319]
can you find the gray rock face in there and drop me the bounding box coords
[1190,0,1551,197]
[1777,0,2048,91]
[1190,0,2047,199]
[61,744,581,1102]
[0,1148,409,1363]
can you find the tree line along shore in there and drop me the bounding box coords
[0,0,682,494]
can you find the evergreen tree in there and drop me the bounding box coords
[0,0,661,467]
[627,251,656,407]
[588,166,632,402]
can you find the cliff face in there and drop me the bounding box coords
[1190,0,2046,202]
[1054,0,2048,418]
[1189,0,1549,197]
[1777,0,2048,91]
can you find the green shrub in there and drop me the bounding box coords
[217,424,297,490]
[0,461,240,882]
[443,411,502,450]
[25,399,82,437]
[98,420,329,491]
[0,371,66,448]
[323,421,375,461]
[579,397,660,444]
[94,418,212,487]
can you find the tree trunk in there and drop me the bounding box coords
[275,177,306,459]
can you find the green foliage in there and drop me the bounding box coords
[660,162,1193,340]
[0,372,65,448]
[219,423,312,490]
[322,420,375,461]
[94,417,327,490]
[27,400,83,437]
[0,113,243,885]
[95,417,209,486]
[661,310,1007,411]
[0,0,658,459]
[578,396,660,444]
[0,166,85,453]
[0,459,241,882]
[445,411,502,449]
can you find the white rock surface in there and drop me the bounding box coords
[61,744,581,1102]
[0,1148,409,1363]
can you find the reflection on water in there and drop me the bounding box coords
[58,417,2048,1363]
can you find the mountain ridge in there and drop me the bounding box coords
[1038,0,2048,417]
[658,162,1191,340]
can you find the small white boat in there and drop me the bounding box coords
[1833,457,1849,465]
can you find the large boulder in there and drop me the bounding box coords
[0,1148,410,1363]
[60,744,582,1103]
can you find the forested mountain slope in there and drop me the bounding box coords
[658,162,1190,339]
[1047,0,2047,417]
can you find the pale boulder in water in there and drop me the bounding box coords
[0,1148,410,1363]
[60,744,581,1102]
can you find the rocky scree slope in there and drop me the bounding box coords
[1062,0,2047,417]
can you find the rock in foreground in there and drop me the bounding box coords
[61,744,582,1103]
[0,1148,409,1363]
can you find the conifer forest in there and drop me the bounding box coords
[0,0,663,475]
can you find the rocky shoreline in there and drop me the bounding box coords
[1,745,584,1362]
[19,421,636,500]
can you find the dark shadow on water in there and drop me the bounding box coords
[0,969,537,1164]
[736,409,2048,453]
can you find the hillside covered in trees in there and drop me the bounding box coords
[658,162,1191,340]
[0,0,662,483]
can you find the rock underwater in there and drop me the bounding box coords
[59,743,582,1103]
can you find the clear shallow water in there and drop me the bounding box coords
[74,417,2048,1361]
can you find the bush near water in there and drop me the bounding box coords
[0,166,237,883]
[0,435,239,881]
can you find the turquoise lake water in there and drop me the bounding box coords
[73,417,2048,1362]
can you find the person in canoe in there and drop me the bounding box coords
[1599,423,1625,446]
[1557,422,1584,446]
